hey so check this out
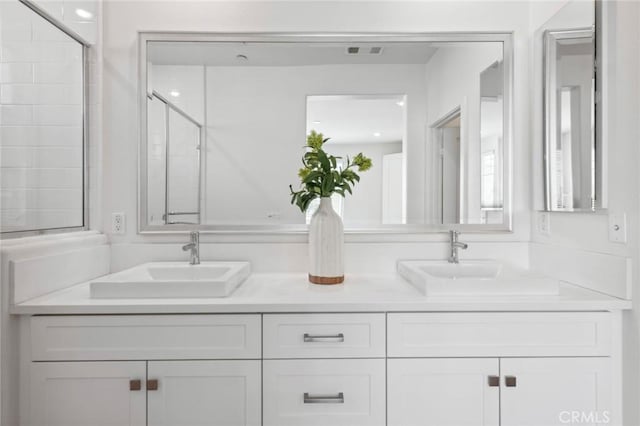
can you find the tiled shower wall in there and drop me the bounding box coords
[0,1,84,233]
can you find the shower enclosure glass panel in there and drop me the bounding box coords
[146,92,202,225]
[0,1,86,236]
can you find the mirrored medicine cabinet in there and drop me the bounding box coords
[139,33,514,234]
[541,0,601,212]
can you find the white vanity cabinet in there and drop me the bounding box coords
[147,360,261,426]
[30,360,261,426]
[262,313,387,426]
[27,315,262,426]
[387,312,614,426]
[24,310,619,426]
[30,361,147,426]
[388,357,611,426]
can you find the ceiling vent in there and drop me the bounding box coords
[345,46,384,55]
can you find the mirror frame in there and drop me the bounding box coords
[543,27,598,212]
[138,32,514,234]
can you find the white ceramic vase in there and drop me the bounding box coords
[308,197,344,284]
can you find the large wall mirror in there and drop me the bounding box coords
[139,34,512,233]
[541,1,599,212]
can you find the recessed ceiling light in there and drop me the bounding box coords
[396,101,405,107]
[373,132,381,137]
[312,120,321,124]
[75,8,93,19]
[170,90,180,97]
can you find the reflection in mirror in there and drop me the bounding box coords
[425,43,505,225]
[545,29,594,211]
[480,61,504,223]
[432,108,461,224]
[140,35,511,232]
[306,95,406,226]
[146,61,204,225]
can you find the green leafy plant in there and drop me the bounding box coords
[289,130,372,212]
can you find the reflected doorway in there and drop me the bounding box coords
[433,109,461,224]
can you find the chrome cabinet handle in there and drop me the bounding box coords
[303,333,344,342]
[303,392,345,404]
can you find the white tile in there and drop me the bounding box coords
[0,2,33,27]
[1,126,82,146]
[0,84,36,104]
[0,105,33,125]
[0,208,82,232]
[0,42,38,63]
[2,83,84,105]
[0,63,34,84]
[0,209,28,230]
[1,25,32,42]
[32,1,65,22]
[39,42,83,63]
[1,188,82,210]
[32,18,75,42]
[34,62,83,84]
[2,42,82,63]
[40,84,83,104]
[32,105,82,126]
[1,168,82,188]
[1,146,82,168]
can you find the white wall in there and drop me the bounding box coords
[102,0,532,246]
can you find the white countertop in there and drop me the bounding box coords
[11,273,631,314]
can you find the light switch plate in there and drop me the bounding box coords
[608,213,627,243]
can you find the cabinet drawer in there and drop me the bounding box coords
[263,359,385,426]
[263,313,385,358]
[388,312,612,357]
[31,315,261,361]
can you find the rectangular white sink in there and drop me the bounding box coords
[90,261,251,299]
[397,260,559,296]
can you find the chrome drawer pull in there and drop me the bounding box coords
[303,333,345,342]
[303,392,345,404]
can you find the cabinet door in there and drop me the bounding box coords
[501,357,611,426]
[388,358,500,426]
[30,361,146,426]
[147,360,261,426]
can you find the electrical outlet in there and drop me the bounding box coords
[538,212,551,236]
[608,213,627,243]
[112,212,125,235]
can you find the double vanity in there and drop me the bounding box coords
[13,233,628,426]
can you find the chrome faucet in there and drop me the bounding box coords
[448,230,468,264]
[182,231,200,265]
